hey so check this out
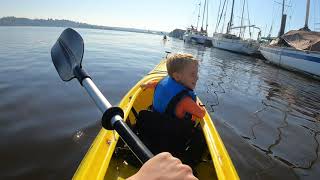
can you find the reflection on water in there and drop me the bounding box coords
[195,47,320,179]
[0,27,319,179]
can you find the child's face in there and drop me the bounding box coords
[174,62,199,90]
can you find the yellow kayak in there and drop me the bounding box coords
[73,60,239,180]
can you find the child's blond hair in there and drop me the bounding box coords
[166,53,198,77]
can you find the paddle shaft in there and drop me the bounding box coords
[82,78,154,163]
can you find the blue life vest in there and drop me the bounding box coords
[153,76,196,118]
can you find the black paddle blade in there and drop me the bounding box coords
[51,28,84,81]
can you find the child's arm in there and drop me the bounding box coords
[175,97,206,120]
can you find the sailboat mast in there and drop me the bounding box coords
[196,1,201,30]
[215,0,222,33]
[206,0,209,31]
[304,0,311,29]
[278,0,287,37]
[227,0,235,34]
[201,0,207,30]
[215,0,227,33]
[240,0,246,38]
[281,0,285,18]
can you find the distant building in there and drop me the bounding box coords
[168,29,186,40]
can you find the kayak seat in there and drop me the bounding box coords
[135,110,206,167]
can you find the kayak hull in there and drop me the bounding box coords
[73,60,239,180]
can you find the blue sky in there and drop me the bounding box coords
[1,0,319,37]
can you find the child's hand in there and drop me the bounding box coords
[198,103,205,107]
[140,83,148,90]
[140,80,158,90]
[140,83,154,90]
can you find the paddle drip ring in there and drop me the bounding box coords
[101,107,124,130]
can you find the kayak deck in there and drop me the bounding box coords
[73,60,239,180]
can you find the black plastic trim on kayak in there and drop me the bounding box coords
[131,107,139,121]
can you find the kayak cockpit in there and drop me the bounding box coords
[73,63,238,180]
[104,85,217,180]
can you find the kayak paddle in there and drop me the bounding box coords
[50,28,153,163]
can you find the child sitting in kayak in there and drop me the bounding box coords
[141,53,205,120]
[137,53,206,167]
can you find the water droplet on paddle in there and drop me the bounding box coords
[73,130,84,143]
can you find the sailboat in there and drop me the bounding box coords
[183,0,211,45]
[211,0,261,55]
[259,0,320,78]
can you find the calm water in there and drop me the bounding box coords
[1,26,320,180]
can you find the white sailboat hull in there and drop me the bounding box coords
[211,35,260,55]
[260,46,320,77]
